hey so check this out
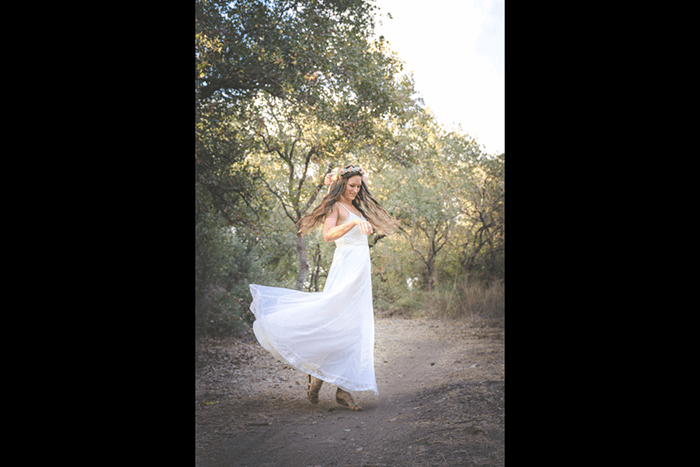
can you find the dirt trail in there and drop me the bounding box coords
[196,317,505,466]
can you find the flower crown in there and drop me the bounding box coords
[324,165,367,186]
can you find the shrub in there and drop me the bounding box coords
[389,296,422,318]
[196,284,251,337]
[195,211,258,337]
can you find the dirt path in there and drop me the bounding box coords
[196,317,505,466]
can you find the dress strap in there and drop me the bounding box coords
[337,203,352,217]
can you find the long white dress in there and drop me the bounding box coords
[249,204,377,394]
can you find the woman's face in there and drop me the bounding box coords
[343,175,362,202]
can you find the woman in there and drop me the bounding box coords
[249,164,398,411]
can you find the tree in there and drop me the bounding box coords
[368,115,503,292]
[195,0,393,230]
[390,160,456,291]
[196,0,419,291]
[245,93,332,290]
[234,14,419,288]
[196,0,381,104]
[455,152,505,281]
[195,1,504,330]
[244,78,416,290]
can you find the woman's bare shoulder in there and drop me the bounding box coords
[324,202,339,222]
[327,201,339,216]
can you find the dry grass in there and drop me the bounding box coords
[422,279,504,325]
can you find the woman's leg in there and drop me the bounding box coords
[336,387,362,411]
[306,374,324,404]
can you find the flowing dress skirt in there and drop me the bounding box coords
[249,216,377,394]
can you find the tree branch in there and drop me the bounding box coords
[262,178,298,223]
[302,163,334,213]
[297,146,316,196]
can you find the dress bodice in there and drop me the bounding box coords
[335,204,368,246]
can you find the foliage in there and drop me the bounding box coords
[195,0,505,336]
[195,209,257,337]
[196,0,381,103]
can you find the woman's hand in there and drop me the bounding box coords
[354,218,374,236]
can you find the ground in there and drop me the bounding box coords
[195,316,505,467]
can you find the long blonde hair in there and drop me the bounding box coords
[297,166,399,236]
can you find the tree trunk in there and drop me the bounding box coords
[295,232,309,291]
[427,255,436,291]
[312,244,322,292]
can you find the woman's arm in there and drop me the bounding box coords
[322,204,374,242]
